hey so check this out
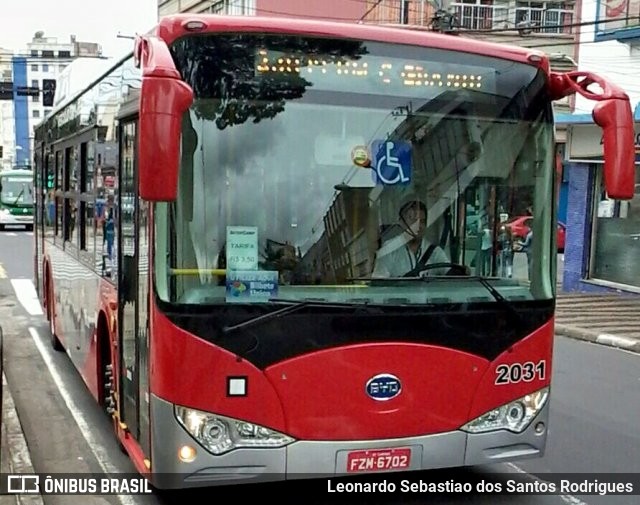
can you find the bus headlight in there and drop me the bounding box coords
[175,406,295,455]
[461,387,549,434]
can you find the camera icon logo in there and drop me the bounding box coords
[7,475,40,494]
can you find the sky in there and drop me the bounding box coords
[0,0,158,59]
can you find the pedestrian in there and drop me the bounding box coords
[517,222,534,280]
[476,216,493,276]
[497,224,513,278]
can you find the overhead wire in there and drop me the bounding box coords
[0,7,636,58]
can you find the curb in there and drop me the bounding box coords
[555,324,640,353]
[2,374,44,505]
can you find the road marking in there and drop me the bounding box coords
[28,327,140,505]
[596,333,638,350]
[0,263,6,279]
[10,279,43,316]
[506,463,590,505]
[6,232,17,236]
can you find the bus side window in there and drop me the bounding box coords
[55,151,63,239]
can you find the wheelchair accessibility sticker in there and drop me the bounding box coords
[372,140,412,185]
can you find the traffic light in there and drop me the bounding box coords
[0,81,13,100]
[42,79,56,107]
[47,172,54,189]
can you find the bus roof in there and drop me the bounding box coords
[33,51,133,130]
[36,15,549,133]
[53,58,117,108]
[155,14,548,68]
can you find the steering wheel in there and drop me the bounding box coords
[415,262,470,277]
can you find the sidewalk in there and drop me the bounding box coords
[556,292,640,353]
[1,374,43,505]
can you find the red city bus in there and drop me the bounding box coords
[33,15,635,489]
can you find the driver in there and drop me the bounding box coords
[372,194,450,278]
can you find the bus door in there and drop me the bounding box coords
[117,118,151,458]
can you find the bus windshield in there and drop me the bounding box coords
[0,174,34,206]
[155,34,555,306]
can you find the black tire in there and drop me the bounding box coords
[47,278,64,352]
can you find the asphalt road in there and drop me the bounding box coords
[0,230,637,505]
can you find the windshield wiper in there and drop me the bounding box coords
[221,300,311,335]
[349,276,425,282]
[437,275,522,323]
[221,299,375,335]
[12,187,25,206]
[353,274,522,322]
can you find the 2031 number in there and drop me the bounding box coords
[495,360,546,385]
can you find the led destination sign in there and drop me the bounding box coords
[255,49,495,93]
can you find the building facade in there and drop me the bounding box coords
[559,0,640,295]
[157,0,580,102]
[0,32,102,171]
[0,48,16,171]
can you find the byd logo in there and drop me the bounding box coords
[366,374,402,401]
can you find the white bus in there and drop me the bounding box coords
[0,169,34,230]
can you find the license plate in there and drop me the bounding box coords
[346,447,411,473]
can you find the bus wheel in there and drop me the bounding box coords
[105,373,127,455]
[103,363,117,417]
[99,329,126,454]
[49,312,64,351]
[47,280,64,352]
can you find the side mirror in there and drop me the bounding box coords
[592,99,635,200]
[136,36,194,201]
[550,71,635,199]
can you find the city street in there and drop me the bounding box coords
[0,230,638,504]
[1,0,640,503]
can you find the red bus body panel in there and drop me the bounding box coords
[151,302,553,439]
[264,344,487,439]
[468,320,553,420]
[151,308,288,431]
[155,15,550,74]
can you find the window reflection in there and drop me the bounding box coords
[591,174,640,287]
[155,34,555,306]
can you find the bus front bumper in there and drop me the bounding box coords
[149,394,549,489]
[0,211,33,226]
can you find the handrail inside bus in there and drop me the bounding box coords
[167,268,368,288]
[169,268,227,276]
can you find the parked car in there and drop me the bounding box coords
[505,216,565,252]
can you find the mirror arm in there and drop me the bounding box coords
[549,71,628,101]
[550,71,635,200]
